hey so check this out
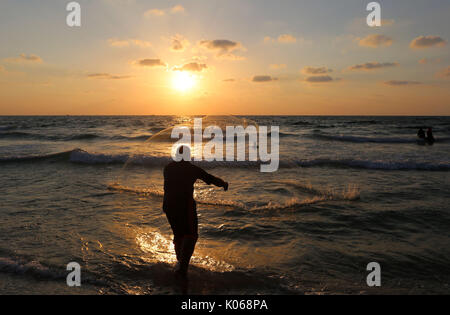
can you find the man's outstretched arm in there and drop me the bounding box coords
[195,166,229,191]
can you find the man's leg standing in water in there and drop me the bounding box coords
[167,199,199,278]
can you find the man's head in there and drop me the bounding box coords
[174,145,192,162]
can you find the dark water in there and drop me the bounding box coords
[0,116,449,294]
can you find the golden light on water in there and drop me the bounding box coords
[136,231,177,264]
[135,231,235,272]
[172,72,197,92]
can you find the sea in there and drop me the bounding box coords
[0,115,449,295]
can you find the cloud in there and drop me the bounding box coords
[191,56,208,61]
[304,75,334,83]
[381,19,395,26]
[410,36,447,49]
[264,34,298,44]
[223,78,236,82]
[87,73,132,80]
[144,5,185,17]
[302,66,333,75]
[172,62,207,72]
[252,75,278,82]
[278,34,297,43]
[135,59,166,67]
[358,34,393,48]
[6,53,43,63]
[383,80,422,86]
[270,64,287,70]
[348,62,399,71]
[170,5,185,14]
[144,9,165,17]
[264,36,273,44]
[199,39,245,60]
[108,38,152,48]
[419,58,441,65]
[200,39,239,52]
[436,66,450,79]
[0,65,4,72]
[170,34,190,52]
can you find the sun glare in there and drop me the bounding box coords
[172,71,196,92]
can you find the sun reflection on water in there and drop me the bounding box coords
[136,231,176,264]
[135,230,235,272]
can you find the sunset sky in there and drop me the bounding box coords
[0,0,449,115]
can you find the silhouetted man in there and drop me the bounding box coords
[163,145,228,278]
[426,127,435,144]
[417,128,425,139]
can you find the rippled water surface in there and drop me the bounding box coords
[0,116,449,294]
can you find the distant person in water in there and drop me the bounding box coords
[426,127,435,144]
[417,128,425,139]
[163,145,228,278]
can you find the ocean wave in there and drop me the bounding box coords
[107,184,248,209]
[291,121,312,126]
[0,131,152,142]
[0,256,64,280]
[272,180,360,199]
[0,131,35,139]
[0,126,17,131]
[295,158,450,170]
[345,120,379,125]
[0,150,74,163]
[70,150,171,166]
[0,256,108,287]
[310,133,450,144]
[107,183,359,212]
[1,148,449,171]
[111,135,152,141]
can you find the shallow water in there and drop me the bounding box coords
[0,116,449,294]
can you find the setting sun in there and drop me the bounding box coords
[172,72,196,92]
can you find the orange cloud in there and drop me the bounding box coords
[144,5,185,17]
[304,75,334,83]
[358,34,393,48]
[436,66,450,79]
[381,19,395,26]
[384,80,422,86]
[270,64,287,70]
[199,39,245,60]
[170,34,190,52]
[302,66,333,74]
[144,9,165,17]
[170,5,185,14]
[135,59,166,68]
[252,75,278,82]
[87,73,132,80]
[419,57,441,64]
[108,38,152,48]
[172,62,207,72]
[348,62,398,71]
[278,34,297,43]
[6,53,43,63]
[264,34,298,44]
[410,36,447,49]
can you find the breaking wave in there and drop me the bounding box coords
[1,149,448,171]
[107,182,360,212]
[0,131,152,142]
[309,133,450,144]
